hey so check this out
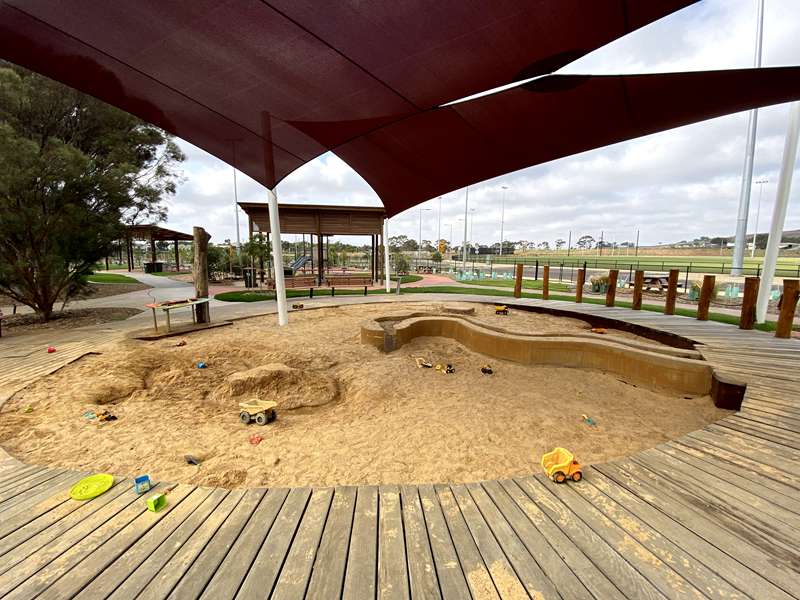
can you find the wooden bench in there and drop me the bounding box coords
[325,275,372,287]
[145,297,210,332]
[261,276,316,290]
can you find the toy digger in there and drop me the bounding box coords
[239,399,277,425]
[495,304,509,315]
[541,447,583,483]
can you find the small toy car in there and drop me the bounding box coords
[239,399,277,425]
[495,305,509,315]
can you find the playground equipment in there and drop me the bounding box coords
[541,447,583,483]
[239,399,278,425]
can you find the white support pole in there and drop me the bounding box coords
[267,188,288,326]
[462,186,469,267]
[384,218,391,292]
[756,102,800,323]
[732,0,765,275]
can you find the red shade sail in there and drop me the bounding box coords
[0,0,694,189]
[336,67,800,215]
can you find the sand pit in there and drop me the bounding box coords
[0,301,731,488]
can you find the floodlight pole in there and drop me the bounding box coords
[500,186,508,256]
[267,188,288,326]
[437,196,442,253]
[732,0,765,275]
[756,102,800,323]
[231,142,242,257]
[462,187,469,267]
[384,218,391,292]
[751,178,768,258]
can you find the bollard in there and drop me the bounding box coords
[776,279,799,338]
[605,270,618,307]
[542,265,550,300]
[739,277,759,330]
[513,263,524,298]
[576,269,585,303]
[632,270,644,310]
[664,269,679,315]
[697,275,715,321]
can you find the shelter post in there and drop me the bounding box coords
[193,226,211,323]
[267,188,288,326]
[757,102,800,322]
[384,219,391,292]
[174,240,180,271]
[149,233,157,264]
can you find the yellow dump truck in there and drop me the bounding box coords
[541,447,582,483]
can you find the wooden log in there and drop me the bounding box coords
[605,269,618,307]
[575,268,585,303]
[632,270,644,310]
[776,279,799,338]
[739,277,759,330]
[664,269,679,315]
[542,265,550,300]
[513,263,524,298]
[697,274,716,321]
[193,226,211,323]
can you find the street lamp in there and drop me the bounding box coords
[751,178,768,258]
[418,207,432,264]
[469,207,477,256]
[437,196,442,253]
[499,186,508,256]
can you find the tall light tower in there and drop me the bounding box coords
[462,187,469,266]
[499,186,508,256]
[751,178,768,257]
[437,196,442,253]
[418,207,431,264]
[732,0,765,275]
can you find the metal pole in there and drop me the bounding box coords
[267,188,288,326]
[635,229,640,256]
[231,143,242,257]
[384,218,391,293]
[567,230,571,257]
[757,102,800,323]
[500,186,507,256]
[751,179,768,258]
[732,0,765,275]
[462,186,469,267]
[437,196,442,254]
[418,208,422,265]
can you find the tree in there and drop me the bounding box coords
[576,235,595,250]
[392,253,410,274]
[0,63,184,320]
[431,250,442,263]
[555,238,566,251]
[537,241,550,250]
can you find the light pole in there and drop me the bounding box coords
[437,196,442,253]
[418,207,431,265]
[751,178,768,258]
[469,207,477,255]
[462,187,469,267]
[499,186,508,256]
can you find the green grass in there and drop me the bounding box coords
[84,273,139,284]
[151,271,184,277]
[461,278,570,292]
[390,274,423,283]
[215,284,789,333]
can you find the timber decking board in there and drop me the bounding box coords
[1,294,799,599]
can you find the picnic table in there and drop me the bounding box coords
[626,275,685,292]
[145,297,210,332]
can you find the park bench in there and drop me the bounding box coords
[325,275,372,287]
[145,297,210,333]
[262,276,316,290]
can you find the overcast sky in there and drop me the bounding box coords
[164,0,800,248]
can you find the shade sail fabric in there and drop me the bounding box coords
[0,0,694,188]
[336,67,800,215]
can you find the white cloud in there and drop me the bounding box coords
[164,0,800,247]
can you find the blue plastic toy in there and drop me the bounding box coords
[197,361,207,369]
[134,475,151,494]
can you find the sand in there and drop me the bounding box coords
[0,301,730,488]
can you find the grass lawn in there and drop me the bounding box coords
[151,271,184,277]
[390,274,423,283]
[84,273,139,284]
[461,278,570,292]
[215,284,789,333]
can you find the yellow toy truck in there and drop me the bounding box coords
[541,447,582,483]
[239,399,277,425]
[495,304,509,315]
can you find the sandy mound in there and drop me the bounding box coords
[72,373,144,405]
[212,363,339,410]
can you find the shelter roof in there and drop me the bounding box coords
[239,203,385,236]
[127,224,194,242]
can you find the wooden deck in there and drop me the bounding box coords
[1,295,799,599]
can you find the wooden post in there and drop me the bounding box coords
[605,269,618,307]
[632,270,644,310]
[776,279,799,338]
[575,268,585,303]
[664,269,679,315]
[193,226,211,323]
[513,263,523,298]
[739,277,759,330]
[316,232,324,286]
[697,275,716,321]
[174,239,180,271]
[542,265,550,299]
